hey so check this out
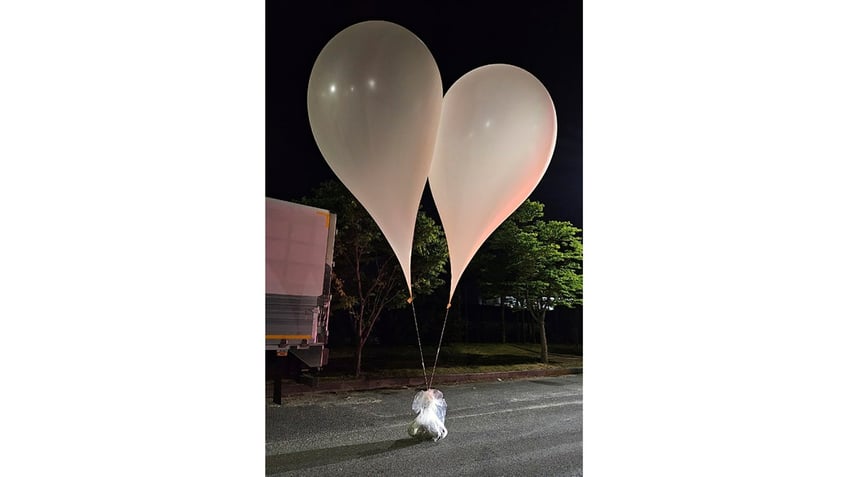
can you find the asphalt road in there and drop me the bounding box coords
[266,374,582,476]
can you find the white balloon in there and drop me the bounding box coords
[307,21,443,296]
[429,64,557,304]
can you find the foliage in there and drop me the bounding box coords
[300,179,448,376]
[471,200,583,362]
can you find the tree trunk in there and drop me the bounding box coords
[520,309,526,343]
[539,312,548,364]
[528,313,536,344]
[577,307,582,355]
[500,300,506,344]
[354,313,364,377]
[355,338,364,378]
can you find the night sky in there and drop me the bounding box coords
[266,1,583,228]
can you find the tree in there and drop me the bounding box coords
[473,200,582,363]
[301,180,448,377]
[470,201,542,343]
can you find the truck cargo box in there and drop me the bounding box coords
[266,198,336,368]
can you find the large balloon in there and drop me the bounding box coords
[429,64,557,304]
[307,21,443,296]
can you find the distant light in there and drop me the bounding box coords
[329,84,336,93]
[485,120,492,128]
[368,79,376,89]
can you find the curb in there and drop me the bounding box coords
[267,367,582,399]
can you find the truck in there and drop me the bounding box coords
[266,197,336,369]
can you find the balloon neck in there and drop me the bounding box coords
[446,302,452,310]
[407,295,414,304]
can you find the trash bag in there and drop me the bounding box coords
[407,388,448,441]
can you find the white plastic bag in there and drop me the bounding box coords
[407,388,448,441]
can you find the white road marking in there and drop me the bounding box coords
[451,400,582,419]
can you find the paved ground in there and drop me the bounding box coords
[266,374,583,476]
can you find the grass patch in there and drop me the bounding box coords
[310,342,582,380]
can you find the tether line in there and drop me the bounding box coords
[427,305,451,389]
[408,297,428,387]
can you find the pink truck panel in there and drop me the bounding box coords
[265,198,331,297]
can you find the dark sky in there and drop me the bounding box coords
[266,1,582,227]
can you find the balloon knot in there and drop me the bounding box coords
[446,303,452,310]
[407,296,414,304]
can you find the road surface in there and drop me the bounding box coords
[266,374,582,476]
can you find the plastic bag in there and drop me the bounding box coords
[407,388,448,441]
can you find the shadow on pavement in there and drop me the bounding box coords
[266,438,423,473]
[528,379,567,386]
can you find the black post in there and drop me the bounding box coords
[273,377,282,405]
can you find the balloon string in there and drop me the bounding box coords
[427,304,451,389]
[409,297,428,388]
